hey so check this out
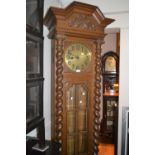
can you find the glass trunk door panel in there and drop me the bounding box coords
[78,133,87,154]
[26,85,40,123]
[77,85,87,131]
[77,111,87,131]
[66,85,76,155]
[76,85,88,154]
[66,84,88,155]
[66,85,76,110]
[67,135,75,155]
[77,85,87,109]
[67,112,76,133]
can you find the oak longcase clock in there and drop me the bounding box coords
[44,2,114,155]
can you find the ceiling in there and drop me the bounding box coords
[44,0,129,29]
[57,0,129,14]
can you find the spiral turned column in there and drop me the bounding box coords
[55,36,65,147]
[93,39,104,154]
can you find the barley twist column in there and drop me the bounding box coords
[55,35,65,148]
[93,39,104,154]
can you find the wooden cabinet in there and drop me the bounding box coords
[26,0,48,151]
[44,2,114,155]
[26,0,44,35]
[100,51,119,154]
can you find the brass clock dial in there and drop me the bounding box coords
[105,56,116,72]
[64,43,92,72]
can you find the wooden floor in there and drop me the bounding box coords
[98,143,114,155]
[27,138,114,155]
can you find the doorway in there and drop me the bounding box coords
[99,28,120,155]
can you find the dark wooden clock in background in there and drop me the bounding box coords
[44,2,114,155]
[100,51,119,155]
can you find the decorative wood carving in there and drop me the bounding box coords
[44,2,114,39]
[68,14,97,30]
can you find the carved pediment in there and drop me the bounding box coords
[44,1,114,38]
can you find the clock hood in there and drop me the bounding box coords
[44,1,114,39]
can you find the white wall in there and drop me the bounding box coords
[101,33,117,54]
[43,0,56,140]
[43,2,129,155]
[118,28,129,155]
[61,0,128,13]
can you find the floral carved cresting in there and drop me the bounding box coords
[68,14,97,30]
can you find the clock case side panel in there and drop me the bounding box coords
[51,39,57,140]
